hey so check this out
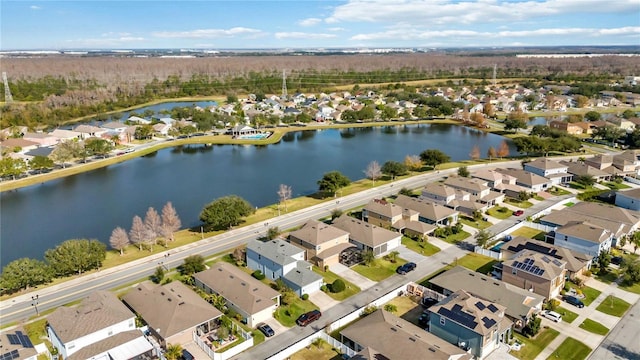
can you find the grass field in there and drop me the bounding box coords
[580,286,603,306]
[505,198,534,208]
[458,216,492,229]
[312,266,360,301]
[401,236,440,256]
[555,306,578,323]
[290,339,342,360]
[352,257,407,281]
[603,181,631,190]
[273,297,319,327]
[579,318,609,335]
[596,295,631,317]
[546,337,591,360]
[510,328,560,360]
[548,187,571,196]
[384,296,420,317]
[510,227,545,240]
[487,205,513,219]
[418,253,497,286]
[440,230,471,244]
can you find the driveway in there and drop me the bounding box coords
[396,244,429,264]
[329,263,377,290]
[308,290,339,312]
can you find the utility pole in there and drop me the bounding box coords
[3,72,13,103]
[281,69,288,100]
[31,295,39,316]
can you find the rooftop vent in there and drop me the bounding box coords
[390,327,397,332]
[178,302,185,306]
[409,337,416,342]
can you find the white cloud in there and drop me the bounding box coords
[65,36,145,47]
[152,27,264,39]
[30,5,41,10]
[298,18,322,27]
[328,27,346,32]
[275,32,337,40]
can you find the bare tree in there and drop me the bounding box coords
[487,146,497,161]
[277,184,292,212]
[364,160,382,186]
[469,145,481,161]
[144,207,162,244]
[129,216,146,251]
[161,201,181,241]
[109,227,130,255]
[497,140,510,159]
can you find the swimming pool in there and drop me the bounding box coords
[237,132,271,140]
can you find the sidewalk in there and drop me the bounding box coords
[329,263,377,290]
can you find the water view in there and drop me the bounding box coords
[0,124,516,264]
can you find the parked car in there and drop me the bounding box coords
[421,297,438,308]
[564,295,585,308]
[611,256,623,266]
[296,309,322,326]
[513,210,524,216]
[397,262,417,275]
[541,310,562,323]
[418,311,430,326]
[257,323,275,337]
[181,349,194,360]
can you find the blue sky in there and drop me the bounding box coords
[1,0,639,50]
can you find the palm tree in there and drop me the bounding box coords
[362,250,375,266]
[388,251,400,263]
[164,344,182,360]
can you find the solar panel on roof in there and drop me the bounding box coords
[487,304,499,313]
[17,332,33,348]
[482,316,497,329]
[6,334,19,345]
[438,305,478,329]
[475,301,486,310]
[0,350,19,360]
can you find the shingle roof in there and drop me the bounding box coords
[616,187,640,201]
[364,198,417,219]
[444,176,490,193]
[122,281,222,340]
[48,291,135,343]
[430,290,509,336]
[0,138,39,148]
[561,161,610,178]
[394,195,458,222]
[282,262,323,288]
[246,239,303,266]
[289,219,349,246]
[67,330,149,360]
[495,168,551,187]
[556,221,612,244]
[540,202,639,236]
[193,263,280,315]
[525,158,567,171]
[332,215,400,248]
[504,250,566,281]
[422,183,456,198]
[0,327,37,360]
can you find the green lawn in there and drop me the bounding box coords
[23,319,47,345]
[458,216,492,229]
[555,306,578,323]
[273,297,319,327]
[511,328,560,360]
[401,236,441,256]
[487,205,513,219]
[568,286,602,306]
[290,339,342,360]
[510,227,545,240]
[568,182,596,191]
[619,281,640,295]
[596,295,631,317]
[549,187,571,196]
[505,198,534,208]
[603,181,631,190]
[352,257,407,281]
[594,270,619,284]
[312,266,360,301]
[440,230,471,244]
[384,296,420,317]
[563,202,575,207]
[546,337,591,360]
[417,253,497,287]
[579,318,609,335]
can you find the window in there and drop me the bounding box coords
[512,268,517,275]
[258,254,261,260]
[564,235,568,241]
[440,317,446,325]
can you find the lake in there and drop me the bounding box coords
[0,124,515,265]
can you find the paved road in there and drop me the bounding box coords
[588,298,640,360]
[0,156,584,324]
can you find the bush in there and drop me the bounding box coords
[320,285,328,292]
[252,270,265,280]
[545,299,560,311]
[331,279,346,293]
[360,305,378,317]
[301,293,309,300]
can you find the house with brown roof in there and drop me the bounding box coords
[559,160,612,182]
[194,263,280,327]
[362,198,435,239]
[549,120,591,135]
[553,221,614,259]
[22,132,59,147]
[122,281,222,348]
[428,290,512,359]
[394,194,459,226]
[494,168,552,192]
[73,125,108,139]
[0,138,39,153]
[288,219,351,268]
[340,309,472,360]
[47,291,153,360]
[472,169,527,199]
[332,214,401,256]
[0,327,38,360]
[501,250,567,299]
[523,158,571,185]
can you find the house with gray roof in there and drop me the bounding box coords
[523,158,571,185]
[246,239,323,297]
[193,262,280,327]
[428,290,512,359]
[362,198,435,239]
[615,187,640,211]
[553,221,614,259]
[560,160,612,182]
[495,168,552,192]
[47,291,152,360]
[288,219,351,268]
[332,215,401,256]
[394,194,459,225]
[501,250,567,299]
[122,281,222,348]
[428,266,544,332]
[420,178,504,216]
[340,309,472,360]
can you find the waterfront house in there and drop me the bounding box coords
[22,132,58,147]
[0,138,39,153]
[559,160,612,182]
[100,121,128,133]
[288,219,351,268]
[331,214,401,256]
[193,263,280,327]
[73,125,107,139]
[49,129,82,142]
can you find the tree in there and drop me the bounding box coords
[470,112,485,127]
[200,195,255,230]
[522,313,541,338]
[180,254,205,275]
[388,250,400,263]
[277,184,292,212]
[632,231,640,254]
[575,175,595,187]
[152,266,165,284]
[381,161,408,180]
[584,111,601,122]
[483,102,495,118]
[487,146,497,161]
[457,166,470,177]
[134,124,153,140]
[592,125,625,144]
[362,250,375,266]
[504,117,527,133]
[474,229,493,248]
[0,157,27,180]
[109,227,130,255]
[161,202,181,241]
[622,260,640,285]
[84,138,114,157]
[164,344,183,360]
[29,155,54,173]
[331,279,346,293]
[574,95,589,108]
[143,207,162,249]
[597,251,611,274]
[384,304,398,313]
[50,140,80,168]
[317,171,351,197]
[420,149,450,169]
[0,258,52,293]
[44,239,106,277]
[129,215,147,251]
[404,154,422,171]
[232,247,245,264]
[622,109,636,119]
[497,140,510,159]
[469,145,481,160]
[266,226,280,240]
[364,160,382,185]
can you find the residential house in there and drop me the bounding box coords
[0,327,38,360]
[494,168,552,192]
[246,239,323,296]
[49,129,82,142]
[553,221,614,259]
[47,291,152,360]
[331,215,401,256]
[607,116,635,131]
[443,176,505,205]
[100,122,128,133]
[549,120,591,135]
[428,266,544,332]
[615,188,640,211]
[394,194,459,225]
[288,219,351,268]
[559,160,612,182]
[229,125,257,136]
[472,169,527,199]
[127,116,150,124]
[523,158,571,185]
[22,132,58,147]
[501,250,567,299]
[193,263,280,327]
[0,138,39,153]
[73,125,107,139]
[122,281,222,347]
[428,290,512,359]
[501,236,591,279]
[152,123,171,135]
[612,150,640,175]
[340,309,472,360]
[362,198,436,238]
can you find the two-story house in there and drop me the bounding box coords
[472,169,527,199]
[523,158,572,185]
[246,239,323,296]
[394,194,459,225]
[331,215,401,256]
[494,168,552,192]
[428,290,512,359]
[362,198,435,239]
[288,219,351,268]
[501,250,567,299]
[615,188,640,211]
[553,221,614,259]
[47,291,153,360]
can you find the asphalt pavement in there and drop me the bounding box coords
[588,298,640,360]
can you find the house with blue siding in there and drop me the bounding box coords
[615,188,640,211]
[553,221,613,259]
[428,290,512,360]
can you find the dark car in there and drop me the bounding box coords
[257,323,275,337]
[296,309,322,326]
[611,256,623,266]
[513,210,524,216]
[181,349,194,360]
[421,297,438,308]
[397,262,417,275]
[564,295,585,308]
[418,311,430,326]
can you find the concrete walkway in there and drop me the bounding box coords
[329,263,377,290]
[396,244,429,264]
[308,290,339,312]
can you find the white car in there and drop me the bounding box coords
[541,310,562,323]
